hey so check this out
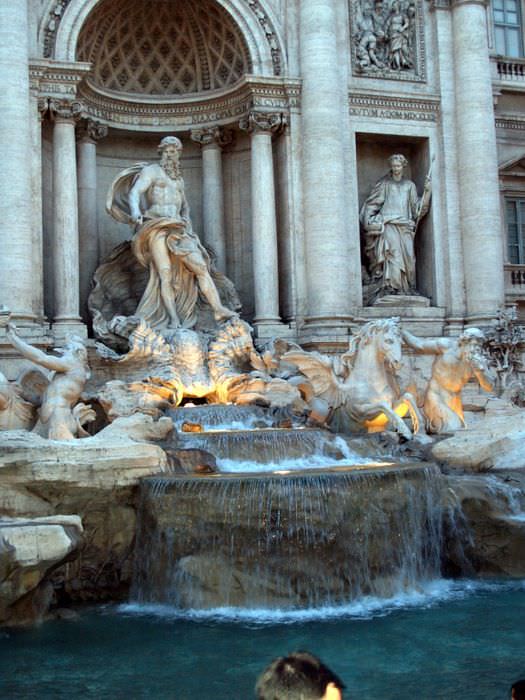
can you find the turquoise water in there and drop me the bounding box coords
[1,580,524,699]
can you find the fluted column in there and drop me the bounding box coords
[240,112,284,327]
[0,0,37,322]
[452,0,504,323]
[77,118,107,320]
[49,99,84,333]
[299,0,352,327]
[191,127,232,273]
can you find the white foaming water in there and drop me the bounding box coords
[217,435,374,473]
[484,475,525,519]
[118,579,525,625]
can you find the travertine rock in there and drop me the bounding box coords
[432,409,525,471]
[0,515,83,625]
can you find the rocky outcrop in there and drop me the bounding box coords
[432,400,525,471]
[444,470,525,577]
[0,418,170,625]
[0,516,83,625]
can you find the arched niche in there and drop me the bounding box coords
[41,0,285,79]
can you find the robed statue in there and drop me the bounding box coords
[360,153,431,302]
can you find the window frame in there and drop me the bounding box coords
[492,0,524,57]
[505,197,525,264]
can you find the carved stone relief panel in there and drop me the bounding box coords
[349,0,426,82]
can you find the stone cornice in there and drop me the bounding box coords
[76,75,301,132]
[349,92,440,122]
[29,58,92,100]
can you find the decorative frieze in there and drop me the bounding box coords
[76,77,300,131]
[349,92,440,121]
[29,60,91,100]
[349,0,426,82]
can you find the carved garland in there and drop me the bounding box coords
[43,0,283,77]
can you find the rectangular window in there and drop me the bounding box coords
[506,198,525,263]
[494,0,523,57]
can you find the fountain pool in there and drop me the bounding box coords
[0,579,523,699]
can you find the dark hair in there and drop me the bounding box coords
[512,680,525,699]
[255,651,345,700]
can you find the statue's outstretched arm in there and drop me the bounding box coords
[402,329,443,355]
[7,325,69,373]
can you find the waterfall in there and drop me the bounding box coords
[131,464,444,610]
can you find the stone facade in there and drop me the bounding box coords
[1,0,524,372]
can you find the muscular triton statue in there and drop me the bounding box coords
[106,136,237,331]
[402,328,494,434]
[6,323,92,440]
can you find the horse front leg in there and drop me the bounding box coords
[395,392,425,435]
[358,400,413,440]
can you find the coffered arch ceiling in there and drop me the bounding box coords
[75,0,253,96]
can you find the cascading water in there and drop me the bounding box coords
[131,464,444,610]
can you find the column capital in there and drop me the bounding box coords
[239,111,287,135]
[77,118,108,144]
[37,97,49,122]
[49,98,84,124]
[190,126,233,148]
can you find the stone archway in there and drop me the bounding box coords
[42,0,285,78]
[75,0,253,96]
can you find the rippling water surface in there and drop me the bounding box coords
[1,580,524,699]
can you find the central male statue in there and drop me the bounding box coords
[107,136,236,330]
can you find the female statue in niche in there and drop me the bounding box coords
[360,153,431,302]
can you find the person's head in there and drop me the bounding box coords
[388,153,408,181]
[58,335,87,361]
[158,136,183,177]
[255,651,345,700]
[512,679,525,700]
[458,327,485,356]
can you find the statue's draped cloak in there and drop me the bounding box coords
[360,175,426,294]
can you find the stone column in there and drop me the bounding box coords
[190,127,232,274]
[299,0,353,328]
[29,94,48,321]
[77,118,107,320]
[452,0,505,324]
[240,112,284,328]
[49,99,85,335]
[0,0,37,323]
